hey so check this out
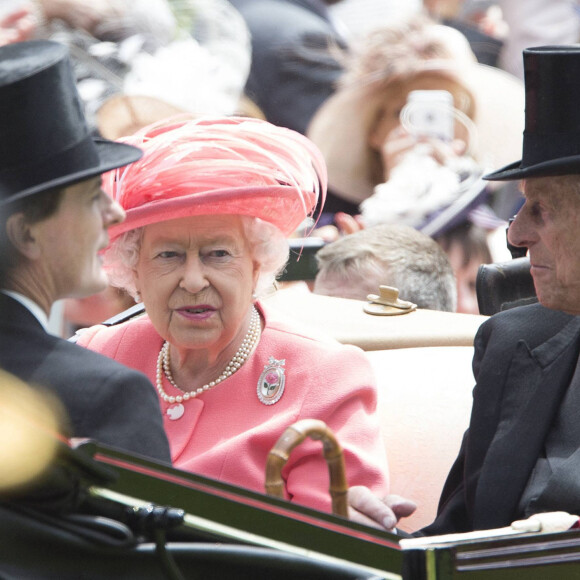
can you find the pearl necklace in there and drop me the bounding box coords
[155,306,261,408]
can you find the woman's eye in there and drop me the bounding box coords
[157,251,179,259]
[210,249,230,258]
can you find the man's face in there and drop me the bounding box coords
[507,175,580,314]
[31,177,125,301]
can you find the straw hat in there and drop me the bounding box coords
[307,24,524,204]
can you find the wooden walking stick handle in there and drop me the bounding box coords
[265,419,349,517]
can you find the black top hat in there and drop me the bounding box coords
[484,46,580,181]
[0,40,142,206]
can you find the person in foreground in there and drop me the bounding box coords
[75,116,413,524]
[350,44,580,535]
[0,40,170,463]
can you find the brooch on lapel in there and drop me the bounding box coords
[257,357,285,405]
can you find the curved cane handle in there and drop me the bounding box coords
[265,418,349,517]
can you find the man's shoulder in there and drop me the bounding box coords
[52,332,146,378]
[0,326,146,390]
[483,302,575,334]
[477,303,580,354]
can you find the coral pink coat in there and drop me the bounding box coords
[76,302,389,513]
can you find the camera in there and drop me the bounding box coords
[403,90,454,142]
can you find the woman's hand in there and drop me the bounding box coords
[0,6,36,46]
[312,213,365,242]
[380,126,467,182]
[334,212,364,236]
[347,486,417,531]
[39,0,123,32]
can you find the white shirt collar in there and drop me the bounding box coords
[1,290,50,331]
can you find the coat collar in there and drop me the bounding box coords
[0,290,48,330]
[0,292,46,331]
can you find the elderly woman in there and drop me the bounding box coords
[75,116,391,517]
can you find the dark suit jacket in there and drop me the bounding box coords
[422,302,580,535]
[229,0,345,136]
[0,293,171,463]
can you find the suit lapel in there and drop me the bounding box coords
[474,317,580,529]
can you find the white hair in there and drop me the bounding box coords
[104,215,289,299]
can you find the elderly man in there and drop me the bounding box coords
[421,45,580,534]
[350,44,580,534]
[0,40,170,462]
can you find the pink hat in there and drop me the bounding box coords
[103,116,327,240]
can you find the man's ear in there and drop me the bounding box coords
[5,213,41,260]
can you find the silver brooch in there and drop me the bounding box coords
[257,357,285,405]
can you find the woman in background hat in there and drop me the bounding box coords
[307,14,524,222]
[75,116,402,521]
[0,39,170,462]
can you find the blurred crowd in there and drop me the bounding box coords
[2,0,579,326]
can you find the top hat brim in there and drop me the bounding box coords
[483,154,580,181]
[2,139,142,207]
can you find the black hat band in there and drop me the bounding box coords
[522,130,580,168]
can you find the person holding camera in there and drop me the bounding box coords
[307,13,523,222]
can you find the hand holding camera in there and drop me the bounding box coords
[378,89,476,181]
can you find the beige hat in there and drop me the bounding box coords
[96,94,188,141]
[307,25,525,204]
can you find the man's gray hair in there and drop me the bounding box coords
[314,223,457,311]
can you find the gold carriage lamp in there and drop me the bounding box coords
[0,370,62,492]
[265,419,349,517]
[364,286,417,316]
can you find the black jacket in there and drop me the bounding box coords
[422,303,580,534]
[0,293,171,463]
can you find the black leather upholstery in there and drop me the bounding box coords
[476,257,537,316]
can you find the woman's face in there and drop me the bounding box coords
[368,75,471,152]
[134,214,259,354]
